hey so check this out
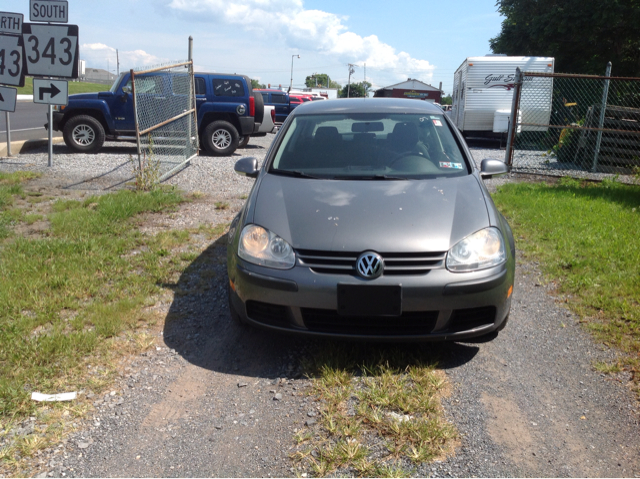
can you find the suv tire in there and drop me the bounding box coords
[238,135,250,148]
[253,91,264,125]
[63,115,106,153]
[203,120,239,156]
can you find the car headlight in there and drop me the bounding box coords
[238,224,295,269]
[446,227,506,272]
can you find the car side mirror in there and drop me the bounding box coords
[480,159,509,179]
[234,157,259,178]
[122,86,132,94]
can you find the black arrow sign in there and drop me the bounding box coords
[39,83,61,101]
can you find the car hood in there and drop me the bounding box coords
[252,174,490,253]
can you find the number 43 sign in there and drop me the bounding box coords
[22,23,79,79]
[0,35,25,87]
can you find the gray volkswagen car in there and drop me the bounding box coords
[226,98,515,341]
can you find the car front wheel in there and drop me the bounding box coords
[63,115,106,153]
[203,121,239,156]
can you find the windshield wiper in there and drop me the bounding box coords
[371,174,408,180]
[274,170,323,179]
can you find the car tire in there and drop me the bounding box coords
[238,135,250,148]
[253,91,264,125]
[203,121,239,156]
[63,115,106,153]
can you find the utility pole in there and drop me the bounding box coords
[117,49,120,76]
[347,63,356,98]
[364,63,367,97]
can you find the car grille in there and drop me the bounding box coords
[296,249,446,276]
[447,306,496,332]
[246,301,289,327]
[301,308,439,335]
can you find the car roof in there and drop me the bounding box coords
[290,98,445,115]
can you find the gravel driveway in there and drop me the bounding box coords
[1,136,639,478]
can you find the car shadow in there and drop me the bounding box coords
[162,238,479,381]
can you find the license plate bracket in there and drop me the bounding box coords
[337,284,402,317]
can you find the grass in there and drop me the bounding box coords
[492,177,640,396]
[0,184,187,419]
[292,344,456,477]
[0,172,231,475]
[0,172,42,238]
[16,78,110,96]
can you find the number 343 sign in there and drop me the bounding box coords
[22,23,79,78]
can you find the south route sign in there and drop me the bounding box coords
[33,78,68,105]
[22,23,79,78]
[0,85,18,112]
[30,0,69,23]
[0,34,26,87]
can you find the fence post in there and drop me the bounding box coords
[505,67,523,167]
[591,62,612,172]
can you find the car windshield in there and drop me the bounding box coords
[110,73,126,93]
[270,113,470,179]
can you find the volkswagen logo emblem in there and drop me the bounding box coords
[356,252,384,279]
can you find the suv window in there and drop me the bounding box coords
[271,93,287,104]
[171,74,192,95]
[124,75,164,94]
[194,77,206,95]
[213,78,245,97]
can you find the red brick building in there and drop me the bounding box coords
[373,79,443,103]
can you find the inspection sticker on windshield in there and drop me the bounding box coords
[439,162,463,169]
[432,119,443,127]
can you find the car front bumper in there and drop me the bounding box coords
[228,256,514,341]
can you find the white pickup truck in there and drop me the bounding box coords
[239,105,277,148]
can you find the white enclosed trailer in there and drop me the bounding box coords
[451,55,555,138]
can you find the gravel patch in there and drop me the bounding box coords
[2,138,639,477]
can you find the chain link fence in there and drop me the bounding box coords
[132,60,198,182]
[506,68,640,182]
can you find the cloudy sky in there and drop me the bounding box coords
[5,0,503,94]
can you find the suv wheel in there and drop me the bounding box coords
[203,121,239,156]
[238,135,250,148]
[63,115,106,153]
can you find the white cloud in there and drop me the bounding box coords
[166,0,435,82]
[80,43,166,71]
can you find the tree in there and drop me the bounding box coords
[305,73,341,89]
[251,79,265,90]
[441,94,452,105]
[339,81,372,98]
[490,0,640,76]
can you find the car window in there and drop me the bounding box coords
[124,75,164,94]
[171,74,192,95]
[194,77,206,95]
[212,78,245,97]
[270,113,470,179]
[271,94,287,104]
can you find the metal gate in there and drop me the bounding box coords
[505,65,640,181]
[132,41,198,183]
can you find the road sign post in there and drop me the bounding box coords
[5,111,11,157]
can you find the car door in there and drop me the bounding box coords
[110,77,136,133]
